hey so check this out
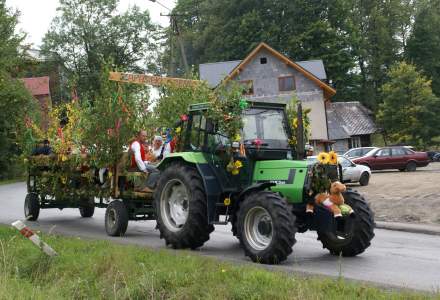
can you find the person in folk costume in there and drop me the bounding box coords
[151,134,171,161]
[130,130,157,192]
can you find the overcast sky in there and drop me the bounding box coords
[6,0,176,47]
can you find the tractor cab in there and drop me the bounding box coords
[180,101,295,161]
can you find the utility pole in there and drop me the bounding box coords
[149,0,190,77]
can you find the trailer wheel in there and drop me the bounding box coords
[105,200,128,236]
[79,197,95,218]
[237,191,296,264]
[317,190,375,256]
[154,163,214,249]
[24,193,40,221]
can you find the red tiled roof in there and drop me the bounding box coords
[21,76,50,96]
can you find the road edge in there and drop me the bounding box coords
[375,221,440,236]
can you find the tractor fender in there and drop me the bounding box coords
[237,182,276,202]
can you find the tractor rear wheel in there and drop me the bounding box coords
[237,191,296,264]
[79,197,95,218]
[24,193,40,221]
[154,163,214,249]
[105,200,129,236]
[317,190,374,256]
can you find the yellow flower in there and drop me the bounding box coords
[226,161,234,172]
[234,160,243,169]
[61,154,68,162]
[233,134,241,142]
[224,198,231,206]
[175,127,181,134]
[231,169,240,176]
[61,176,67,184]
[293,118,298,128]
[329,151,338,165]
[317,152,330,164]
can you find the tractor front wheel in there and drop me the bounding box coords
[237,191,296,264]
[317,190,375,256]
[154,163,214,249]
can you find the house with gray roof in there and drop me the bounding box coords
[199,42,336,153]
[326,102,377,153]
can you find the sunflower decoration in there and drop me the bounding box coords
[227,159,243,175]
[317,152,330,164]
[328,151,338,165]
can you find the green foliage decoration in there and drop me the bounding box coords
[286,96,311,147]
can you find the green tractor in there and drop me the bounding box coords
[153,101,375,264]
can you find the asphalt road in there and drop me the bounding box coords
[1,182,439,292]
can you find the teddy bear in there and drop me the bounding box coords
[306,181,354,218]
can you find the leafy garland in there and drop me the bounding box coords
[205,82,248,175]
[286,96,311,146]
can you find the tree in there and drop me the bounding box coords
[0,0,36,179]
[406,0,440,96]
[165,0,416,108]
[41,0,160,99]
[377,62,440,148]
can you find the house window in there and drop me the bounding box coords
[239,80,254,95]
[278,76,295,92]
[350,136,361,148]
[260,57,267,64]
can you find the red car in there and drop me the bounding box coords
[351,147,430,171]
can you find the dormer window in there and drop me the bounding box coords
[260,57,267,64]
[278,76,295,92]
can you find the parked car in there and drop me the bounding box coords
[343,147,377,159]
[427,151,440,162]
[307,156,371,186]
[351,146,430,171]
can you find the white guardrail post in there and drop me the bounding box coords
[11,220,58,257]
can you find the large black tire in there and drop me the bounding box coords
[406,161,417,172]
[318,190,375,256]
[79,197,95,218]
[105,200,129,236]
[24,193,40,221]
[358,172,370,186]
[154,163,214,249]
[237,191,296,264]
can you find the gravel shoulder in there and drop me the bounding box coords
[349,163,440,225]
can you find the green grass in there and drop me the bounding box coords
[0,226,436,300]
[0,177,25,186]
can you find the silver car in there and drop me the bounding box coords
[307,156,372,186]
[344,147,377,159]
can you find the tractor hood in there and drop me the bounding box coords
[252,160,309,203]
[256,160,309,169]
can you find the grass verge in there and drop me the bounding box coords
[0,225,436,299]
[0,177,25,186]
